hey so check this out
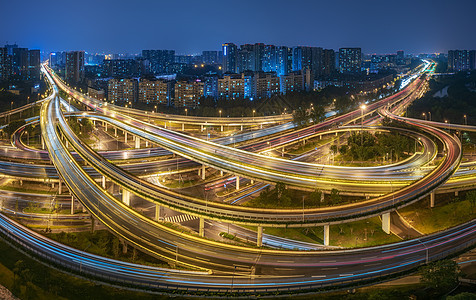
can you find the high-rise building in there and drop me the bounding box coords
[448,50,476,72]
[65,51,85,82]
[203,74,219,99]
[202,51,221,65]
[237,45,255,73]
[102,59,140,78]
[396,50,405,65]
[339,48,362,74]
[174,80,204,107]
[218,74,244,99]
[0,47,12,81]
[320,49,336,76]
[138,78,170,105]
[142,49,175,74]
[108,78,138,103]
[280,71,305,94]
[222,43,238,73]
[254,72,280,99]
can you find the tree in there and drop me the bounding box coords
[447,293,476,300]
[466,190,476,213]
[420,259,460,292]
[329,188,341,205]
[292,107,309,128]
[4,119,26,136]
[309,105,325,123]
[275,182,286,200]
[330,145,338,155]
[309,189,322,206]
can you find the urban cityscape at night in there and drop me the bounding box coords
[1,0,476,299]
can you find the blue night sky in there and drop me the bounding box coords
[1,0,475,54]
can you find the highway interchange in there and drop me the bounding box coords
[0,60,475,295]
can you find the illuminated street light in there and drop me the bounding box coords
[219,110,222,118]
[464,114,467,126]
[360,104,366,148]
[422,112,426,121]
[185,108,188,116]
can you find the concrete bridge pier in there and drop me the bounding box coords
[382,212,391,234]
[155,204,163,221]
[236,176,240,190]
[101,176,106,189]
[430,191,435,208]
[135,137,140,149]
[323,224,330,246]
[257,226,263,247]
[199,218,205,237]
[70,196,74,215]
[122,189,130,206]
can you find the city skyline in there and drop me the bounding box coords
[2,0,476,54]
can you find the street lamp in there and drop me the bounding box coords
[360,104,366,147]
[428,111,431,121]
[219,110,222,118]
[185,108,188,116]
[252,109,256,118]
[154,105,157,113]
[422,112,426,121]
[464,114,467,126]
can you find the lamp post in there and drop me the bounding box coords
[154,105,157,113]
[360,104,366,148]
[464,114,467,126]
[428,111,431,121]
[219,110,222,118]
[422,112,426,121]
[185,108,188,116]
[252,109,256,118]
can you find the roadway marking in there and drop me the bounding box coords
[340,274,354,276]
[277,260,294,263]
[321,267,338,270]
[164,214,198,223]
[312,275,326,278]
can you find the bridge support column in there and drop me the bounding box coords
[382,212,391,234]
[145,140,149,147]
[122,189,130,206]
[321,192,325,202]
[455,190,459,197]
[58,181,62,194]
[90,216,95,233]
[105,123,107,131]
[70,196,74,215]
[220,170,223,176]
[236,176,240,190]
[124,132,127,142]
[201,124,204,131]
[220,125,223,132]
[260,124,263,129]
[251,179,254,184]
[114,127,117,136]
[201,165,206,180]
[155,204,162,221]
[101,176,106,189]
[135,137,140,149]
[323,225,330,246]
[240,125,243,131]
[182,123,184,131]
[121,239,127,254]
[65,140,69,148]
[430,192,435,208]
[257,226,263,247]
[41,136,45,149]
[199,218,205,237]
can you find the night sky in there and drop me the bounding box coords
[1,0,475,54]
